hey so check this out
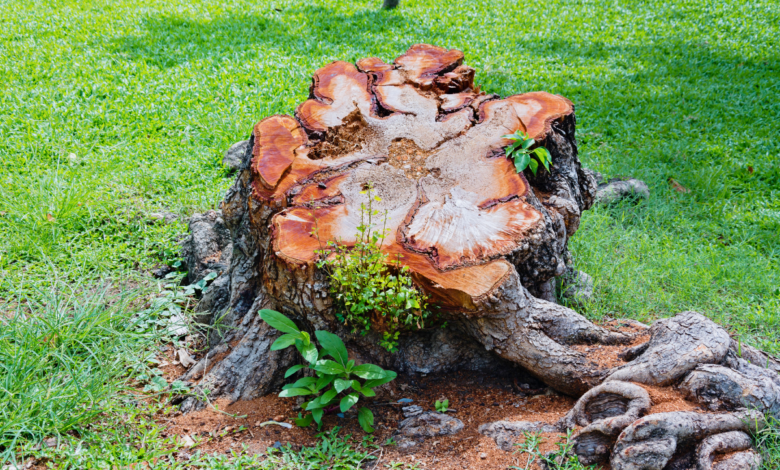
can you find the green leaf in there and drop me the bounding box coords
[352,364,387,380]
[340,393,359,412]
[271,333,300,351]
[315,374,336,391]
[294,413,313,428]
[278,388,312,397]
[358,407,374,433]
[299,342,318,364]
[360,388,376,398]
[314,359,345,375]
[260,310,300,334]
[306,395,326,410]
[312,408,323,425]
[299,331,311,345]
[534,147,552,171]
[514,153,530,173]
[522,138,535,150]
[289,377,317,389]
[284,364,306,378]
[320,388,338,405]
[315,330,349,366]
[363,370,397,389]
[529,159,538,175]
[334,379,352,393]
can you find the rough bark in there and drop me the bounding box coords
[180,46,779,470]
[563,381,652,465]
[696,431,762,470]
[606,311,731,386]
[610,410,765,470]
[680,357,780,417]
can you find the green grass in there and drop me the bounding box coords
[0,282,160,463]
[0,0,778,467]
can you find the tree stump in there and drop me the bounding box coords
[181,44,780,467]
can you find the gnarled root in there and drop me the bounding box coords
[463,268,633,396]
[558,381,651,465]
[610,410,765,470]
[606,312,731,386]
[697,431,762,470]
[680,361,780,416]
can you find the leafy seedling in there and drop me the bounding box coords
[260,309,397,433]
[502,130,552,176]
[434,399,449,413]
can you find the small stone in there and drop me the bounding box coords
[176,348,197,368]
[479,452,487,459]
[396,412,464,439]
[149,212,178,224]
[151,264,173,279]
[273,415,285,422]
[223,140,250,172]
[594,177,649,205]
[44,438,57,448]
[402,405,423,418]
[556,269,594,306]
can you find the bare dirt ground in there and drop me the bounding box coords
[154,320,705,469]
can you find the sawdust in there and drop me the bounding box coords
[640,383,701,414]
[309,109,373,160]
[572,320,650,369]
[386,138,437,180]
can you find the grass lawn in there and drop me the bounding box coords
[1,0,778,467]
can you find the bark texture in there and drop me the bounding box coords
[610,410,764,470]
[563,381,652,465]
[181,46,778,469]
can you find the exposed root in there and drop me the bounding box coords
[559,381,651,465]
[463,269,632,396]
[696,431,762,470]
[610,410,765,470]
[606,312,731,386]
[680,362,780,416]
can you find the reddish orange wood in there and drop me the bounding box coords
[250,44,575,307]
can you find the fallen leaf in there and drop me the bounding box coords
[177,349,197,368]
[46,213,55,222]
[181,435,196,448]
[747,166,754,174]
[668,178,690,193]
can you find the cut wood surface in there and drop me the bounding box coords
[181,44,779,468]
[262,44,575,308]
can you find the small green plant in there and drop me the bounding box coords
[260,309,397,433]
[503,129,552,176]
[434,398,449,413]
[511,431,544,470]
[314,183,432,352]
[511,430,597,470]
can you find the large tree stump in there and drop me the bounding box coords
[180,44,780,466]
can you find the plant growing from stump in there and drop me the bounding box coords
[503,130,552,176]
[313,183,432,352]
[260,309,397,433]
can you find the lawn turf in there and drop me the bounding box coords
[1,0,778,467]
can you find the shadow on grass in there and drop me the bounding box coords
[112,5,427,68]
